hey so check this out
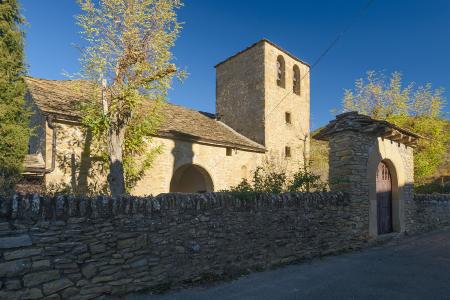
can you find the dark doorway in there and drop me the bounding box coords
[376,162,393,234]
[170,164,214,193]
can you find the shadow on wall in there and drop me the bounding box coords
[169,131,214,193]
[71,129,93,195]
[54,126,107,196]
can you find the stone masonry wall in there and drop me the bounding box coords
[0,192,366,300]
[410,194,450,233]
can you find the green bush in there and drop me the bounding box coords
[223,165,328,193]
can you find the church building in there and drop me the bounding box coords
[22,39,310,195]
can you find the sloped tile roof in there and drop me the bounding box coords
[25,77,265,152]
[314,111,421,147]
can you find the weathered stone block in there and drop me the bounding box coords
[89,243,106,254]
[117,238,136,249]
[23,270,60,287]
[4,248,42,260]
[61,287,80,298]
[42,278,73,295]
[0,234,32,248]
[22,288,43,299]
[91,275,114,283]
[129,258,147,268]
[108,278,133,286]
[0,290,23,300]
[43,294,61,300]
[5,279,22,290]
[81,263,97,279]
[79,285,111,296]
[31,259,51,271]
[0,259,31,277]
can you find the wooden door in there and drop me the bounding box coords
[376,162,393,234]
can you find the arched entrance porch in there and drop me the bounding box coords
[170,164,214,193]
[367,140,406,238]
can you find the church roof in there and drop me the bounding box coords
[314,111,421,147]
[25,77,266,153]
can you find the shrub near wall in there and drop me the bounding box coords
[0,192,367,299]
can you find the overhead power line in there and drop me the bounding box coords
[266,0,376,119]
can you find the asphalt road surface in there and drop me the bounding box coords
[122,228,450,300]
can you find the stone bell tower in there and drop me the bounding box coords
[215,39,310,172]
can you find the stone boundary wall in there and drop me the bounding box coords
[0,192,367,300]
[412,194,450,232]
[0,192,449,299]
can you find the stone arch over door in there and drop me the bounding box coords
[367,138,406,237]
[170,164,214,193]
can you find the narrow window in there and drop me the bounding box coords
[285,112,291,124]
[226,147,232,156]
[276,55,285,88]
[285,146,291,158]
[293,65,300,95]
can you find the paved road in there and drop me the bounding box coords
[124,229,450,300]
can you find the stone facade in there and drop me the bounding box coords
[133,137,263,195]
[23,39,311,195]
[0,191,448,299]
[39,120,265,195]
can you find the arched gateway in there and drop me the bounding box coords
[170,164,214,193]
[315,111,421,238]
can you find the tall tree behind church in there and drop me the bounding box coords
[77,0,183,196]
[0,0,31,194]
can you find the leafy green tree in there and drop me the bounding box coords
[342,71,449,183]
[76,0,183,196]
[0,0,30,194]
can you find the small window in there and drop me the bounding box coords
[285,146,291,158]
[293,65,300,95]
[276,55,285,88]
[285,112,292,124]
[226,147,232,156]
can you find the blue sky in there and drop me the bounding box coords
[21,0,450,129]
